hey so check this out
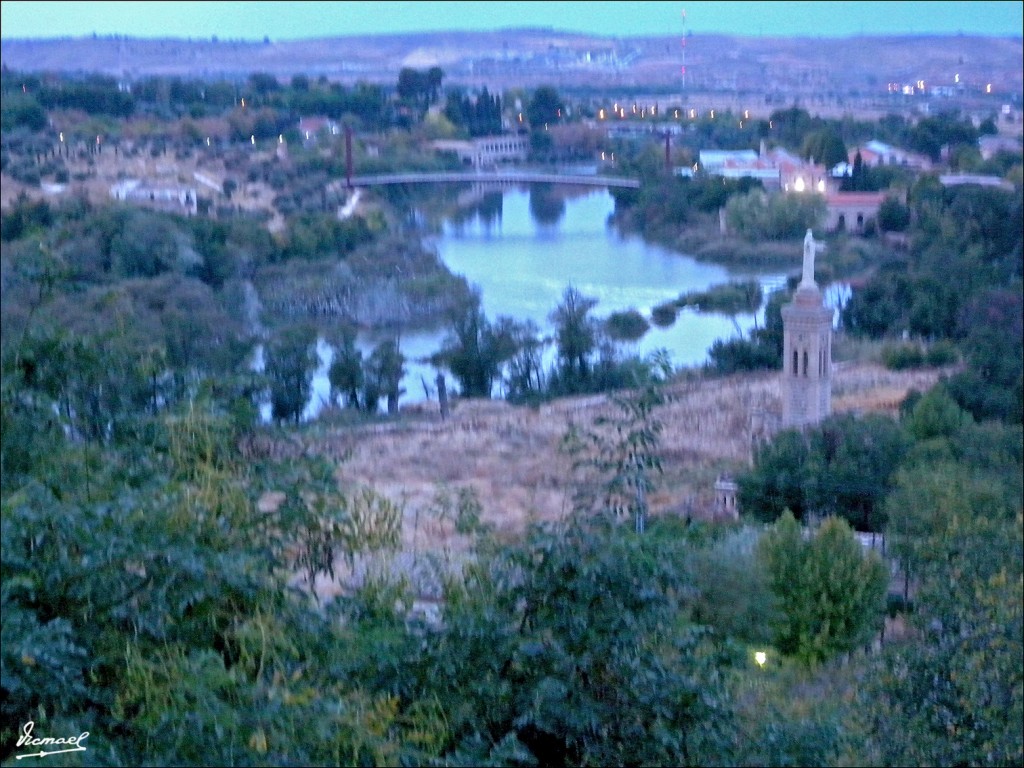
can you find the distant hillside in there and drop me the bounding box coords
[2,30,1021,105]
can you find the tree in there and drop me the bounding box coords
[0,92,47,132]
[738,428,812,522]
[724,189,826,241]
[805,413,910,532]
[685,527,778,645]
[503,319,546,404]
[908,111,979,161]
[328,329,364,410]
[562,352,671,534]
[396,67,442,112]
[109,209,182,279]
[363,338,405,415]
[800,128,848,169]
[412,516,737,766]
[265,324,318,424]
[526,85,563,129]
[902,383,969,442]
[550,285,598,392]
[0,398,422,766]
[433,293,522,399]
[877,195,911,232]
[768,106,817,149]
[947,288,1024,424]
[873,461,1023,766]
[603,309,650,342]
[425,66,444,105]
[247,71,280,97]
[757,511,888,665]
[841,149,870,191]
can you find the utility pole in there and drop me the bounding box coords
[344,124,353,189]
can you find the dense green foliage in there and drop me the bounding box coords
[842,181,1023,422]
[867,396,1024,766]
[740,413,911,533]
[443,86,503,137]
[724,189,827,241]
[758,512,888,664]
[432,292,524,398]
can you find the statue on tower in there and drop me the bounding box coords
[800,228,825,289]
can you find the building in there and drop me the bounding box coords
[939,173,1015,192]
[781,230,833,429]
[110,179,198,215]
[699,144,831,193]
[849,140,931,171]
[432,134,528,168]
[713,475,740,521]
[978,134,1021,160]
[824,191,886,233]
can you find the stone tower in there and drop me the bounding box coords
[781,229,833,428]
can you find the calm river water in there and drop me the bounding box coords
[300,185,804,418]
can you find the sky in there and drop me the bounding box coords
[1,1,1021,41]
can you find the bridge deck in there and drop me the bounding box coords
[346,170,640,189]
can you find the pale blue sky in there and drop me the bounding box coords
[1,1,1021,40]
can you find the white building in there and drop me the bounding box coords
[432,134,529,168]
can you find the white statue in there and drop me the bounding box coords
[800,228,825,288]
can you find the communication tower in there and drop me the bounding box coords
[680,8,688,105]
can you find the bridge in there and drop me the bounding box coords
[344,170,641,189]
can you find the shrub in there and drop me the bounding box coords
[925,340,958,366]
[881,343,925,370]
[650,301,678,327]
[604,309,650,341]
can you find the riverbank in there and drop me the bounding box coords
[252,234,474,334]
[609,204,891,284]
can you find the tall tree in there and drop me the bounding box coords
[328,329,364,410]
[526,85,563,129]
[550,285,598,390]
[800,128,848,169]
[364,338,405,415]
[265,324,318,424]
[757,511,888,665]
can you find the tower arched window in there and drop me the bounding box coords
[793,350,799,376]
[802,350,808,377]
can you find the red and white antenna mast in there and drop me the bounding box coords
[680,8,689,108]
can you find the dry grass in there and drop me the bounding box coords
[277,361,950,600]
[297,363,947,550]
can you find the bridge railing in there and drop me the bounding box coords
[345,170,640,189]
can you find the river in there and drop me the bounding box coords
[297,184,810,419]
